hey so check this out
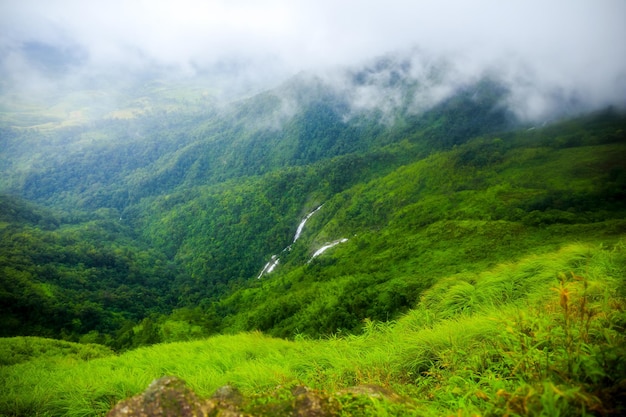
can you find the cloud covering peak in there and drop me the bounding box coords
[1,0,625,119]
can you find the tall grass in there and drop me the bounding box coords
[1,242,624,416]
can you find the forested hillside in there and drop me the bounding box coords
[1,68,625,415]
[0,194,180,343]
[213,111,626,338]
[1,66,625,344]
[0,71,520,340]
[2,0,625,414]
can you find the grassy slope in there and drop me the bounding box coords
[1,242,624,416]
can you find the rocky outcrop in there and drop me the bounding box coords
[290,386,339,417]
[107,376,248,417]
[108,376,404,416]
[336,384,402,401]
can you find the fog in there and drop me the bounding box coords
[1,0,625,120]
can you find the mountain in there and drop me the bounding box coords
[213,112,626,338]
[0,64,524,334]
[0,57,625,415]
[1,62,624,340]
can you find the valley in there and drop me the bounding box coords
[1,64,625,416]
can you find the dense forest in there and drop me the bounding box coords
[1,65,625,415]
[0,73,521,344]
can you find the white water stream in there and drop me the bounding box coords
[256,255,280,279]
[293,205,323,243]
[256,204,349,278]
[308,238,348,262]
[257,205,323,278]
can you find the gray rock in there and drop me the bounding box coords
[107,376,249,417]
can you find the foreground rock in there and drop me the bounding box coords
[107,376,248,417]
[108,376,406,416]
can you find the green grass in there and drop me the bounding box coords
[2,241,624,416]
[0,337,114,367]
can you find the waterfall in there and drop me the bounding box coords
[257,204,323,278]
[293,204,323,243]
[257,255,280,279]
[256,204,349,277]
[308,238,348,262]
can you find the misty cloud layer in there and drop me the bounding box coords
[1,0,625,120]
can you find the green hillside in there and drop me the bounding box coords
[0,194,180,341]
[0,72,625,415]
[206,111,626,338]
[1,242,624,415]
[0,75,519,342]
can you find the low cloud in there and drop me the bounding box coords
[1,0,625,120]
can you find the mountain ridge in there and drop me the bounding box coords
[1,63,625,415]
[1,105,623,343]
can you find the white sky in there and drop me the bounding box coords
[1,0,625,116]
